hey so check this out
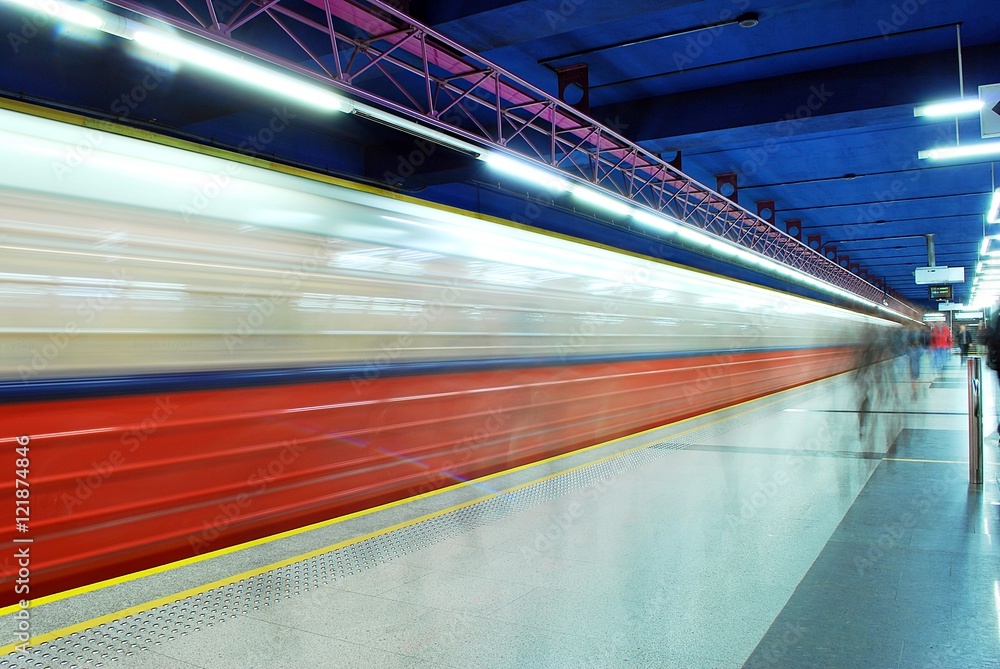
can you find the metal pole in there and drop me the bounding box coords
[956,24,963,145]
[967,356,983,484]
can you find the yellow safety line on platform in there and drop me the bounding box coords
[0,376,838,656]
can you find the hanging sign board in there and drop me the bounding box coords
[981,84,1000,139]
[915,266,965,284]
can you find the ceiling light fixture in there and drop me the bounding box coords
[913,99,984,118]
[484,153,570,191]
[352,106,482,157]
[6,0,100,29]
[632,209,679,234]
[3,0,485,155]
[988,188,1000,224]
[2,0,132,36]
[918,141,1000,161]
[570,185,633,217]
[133,31,353,113]
[981,236,1000,256]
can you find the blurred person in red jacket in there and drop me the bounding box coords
[930,324,952,373]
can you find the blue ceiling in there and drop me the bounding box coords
[1,0,998,310]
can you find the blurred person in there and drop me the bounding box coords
[957,325,973,363]
[944,324,954,366]
[854,326,879,437]
[905,325,925,399]
[855,327,899,438]
[930,324,950,373]
[985,312,1000,434]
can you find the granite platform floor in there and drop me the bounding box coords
[2,354,997,669]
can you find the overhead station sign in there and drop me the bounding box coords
[929,285,953,300]
[914,266,965,285]
[981,83,1000,139]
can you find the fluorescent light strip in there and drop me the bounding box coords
[5,0,101,28]
[2,0,134,36]
[570,185,633,217]
[133,31,351,113]
[981,236,1000,256]
[633,208,904,317]
[353,105,482,156]
[3,0,490,154]
[919,141,1000,161]
[631,209,679,234]
[484,153,570,191]
[913,99,984,118]
[989,188,1000,224]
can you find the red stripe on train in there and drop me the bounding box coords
[0,348,857,605]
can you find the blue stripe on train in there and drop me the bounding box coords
[0,346,831,403]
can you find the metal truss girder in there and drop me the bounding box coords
[96,0,919,318]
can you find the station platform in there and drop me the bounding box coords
[2,356,998,669]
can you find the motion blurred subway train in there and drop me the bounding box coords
[0,103,897,603]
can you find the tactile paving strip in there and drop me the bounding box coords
[1,378,844,668]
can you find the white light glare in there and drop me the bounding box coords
[977,267,1000,277]
[570,185,633,217]
[5,0,103,29]
[133,31,352,113]
[484,153,570,191]
[919,141,1000,161]
[913,99,984,118]
[632,209,679,234]
[989,188,1000,224]
[981,236,1000,257]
